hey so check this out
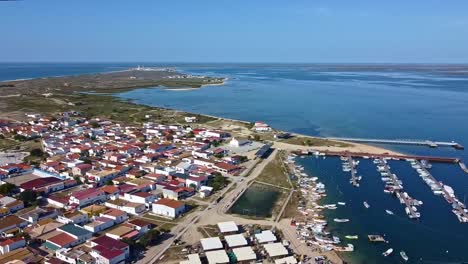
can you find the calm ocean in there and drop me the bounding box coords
[2,63,468,263]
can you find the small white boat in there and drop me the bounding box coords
[385,210,394,215]
[338,202,346,206]
[333,218,350,223]
[363,201,370,208]
[383,248,394,257]
[400,251,409,261]
[345,235,358,239]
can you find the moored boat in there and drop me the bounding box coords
[333,218,350,223]
[383,248,394,257]
[400,251,409,261]
[345,235,358,239]
[363,201,370,208]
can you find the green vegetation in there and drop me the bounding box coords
[19,190,38,206]
[280,135,352,147]
[208,173,229,192]
[30,148,44,157]
[255,151,292,189]
[0,183,17,195]
[282,191,302,219]
[0,138,21,151]
[138,229,161,247]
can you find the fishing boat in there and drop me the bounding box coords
[382,248,394,257]
[345,235,358,239]
[363,201,370,208]
[400,251,409,261]
[385,210,394,215]
[333,218,350,223]
[338,202,346,206]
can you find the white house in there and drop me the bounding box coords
[121,192,156,206]
[253,121,272,132]
[100,208,128,224]
[229,137,250,147]
[0,237,26,255]
[105,199,146,215]
[152,198,185,219]
[69,189,106,208]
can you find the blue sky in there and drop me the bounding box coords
[1,0,468,63]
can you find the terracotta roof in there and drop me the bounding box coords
[102,208,126,217]
[128,219,152,228]
[154,198,184,209]
[0,215,25,231]
[92,235,128,250]
[72,188,104,200]
[92,245,124,260]
[47,232,76,247]
[20,177,62,190]
[100,185,119,194]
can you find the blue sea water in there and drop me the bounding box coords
[2,63,468,263]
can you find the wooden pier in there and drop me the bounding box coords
[412,161,468,222]
[327,137,464,150]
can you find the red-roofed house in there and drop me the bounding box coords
[152,198,185,218]
[90,235,130,257]
[0,237,26,254]
[69,189,106,208]
[19,177,64,194]
[214,162,240,174]
[45,232,76,250]
[91,244,126,264]
[72,163,92,176]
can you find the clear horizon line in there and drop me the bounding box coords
[2,61,468,65]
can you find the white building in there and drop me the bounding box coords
[253,121,272,132]
[83,217,114,233]
[122,192,156,206]
[229,137,250,147]
[0,237,26,255]
[152,198,185,219]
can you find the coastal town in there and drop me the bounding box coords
[1,63,467,264]
[0,108,355,264]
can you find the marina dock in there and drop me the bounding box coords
[341,156,360,187]
[327,137,464,150]
[296,150,461,164]
[410,161,468,222]
[376,158,421,219]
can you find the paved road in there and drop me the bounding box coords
[138,150,277,264]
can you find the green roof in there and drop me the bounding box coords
[44,241,60,250]
[59,223,92,237]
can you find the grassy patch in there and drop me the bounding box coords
[255,151,291,189]
[0,138,21,151]
[280,135,352,147]
[282,191,302,219]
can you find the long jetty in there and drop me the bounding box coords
[377,158,421,219]
[298,150,460,164]
[411,161,468,222]
[327,137,464,150]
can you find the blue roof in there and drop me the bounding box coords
[59,223,92,237]
[255,144,271,158]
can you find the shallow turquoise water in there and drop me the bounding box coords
[3,63,468,263]
[228,183,280,218]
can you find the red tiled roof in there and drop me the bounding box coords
[72,188,104,200]
[0,237,24,246]
[154,198,184,209]
[47,232,76,247]
[92,235,128,250]
[20,177,62,190]
[128,219,152,228]
[214,162,238,171]
[92,244,124,260]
